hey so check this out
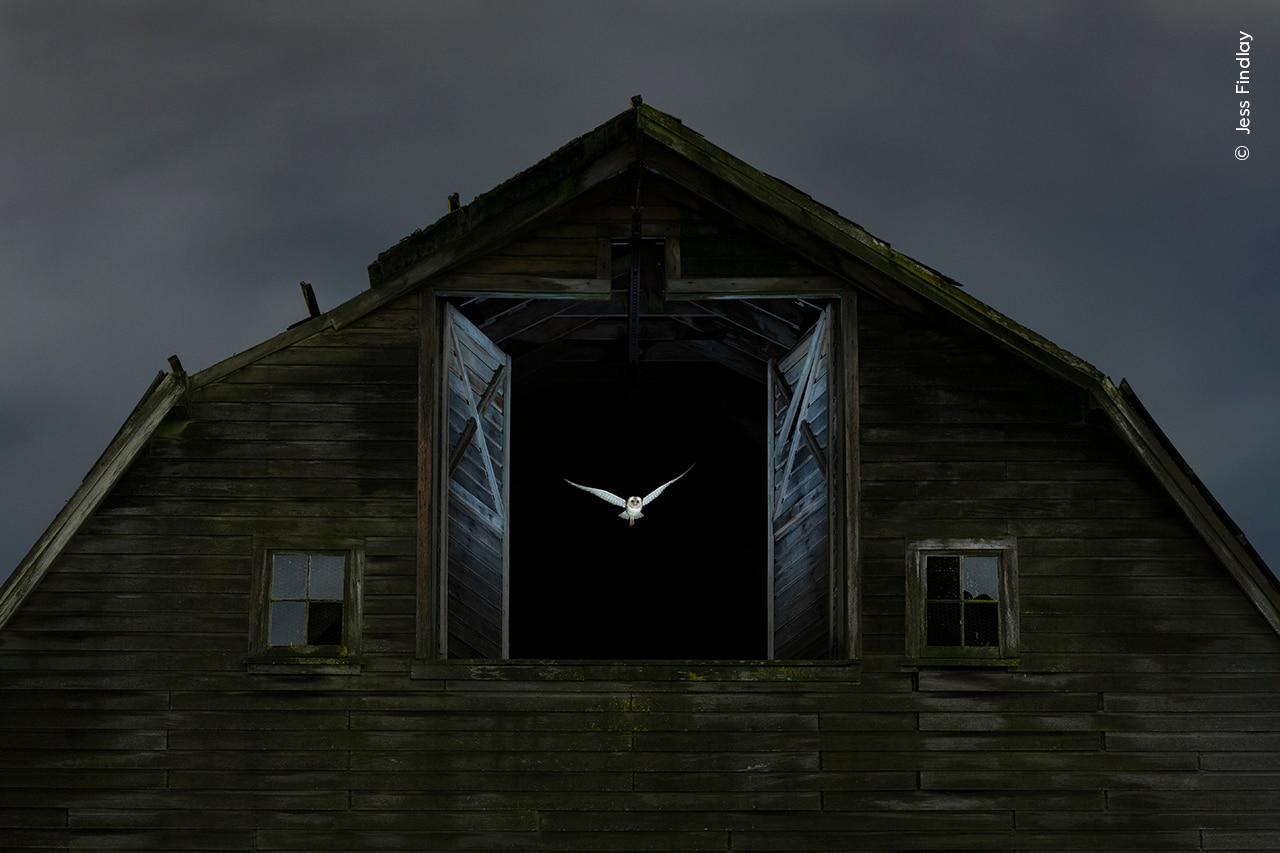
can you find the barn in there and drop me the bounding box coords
[2,98,1278,851]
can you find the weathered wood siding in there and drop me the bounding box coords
[0,295,422,847]
[858,293,1280,848]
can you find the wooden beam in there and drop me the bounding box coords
[640,241,666,314]
[475,363,507,416]
[699,299,806,350]
[770,359,793,408]
[837,292,861,660]
[300,281,321,318]
[667,276,845,298]
[801,421,826,478]
[432,273,611,298]
[448,417,478,478]
[417,289,440,659]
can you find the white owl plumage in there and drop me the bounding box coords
[564,464,695,526]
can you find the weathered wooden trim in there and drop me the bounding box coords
[1094,378,1280,634]
[245,660,363,675]
[369,137,638,296]
[431,273,611,298]
[410,659,863,683]
[447,417,478,478]
[765,357,777,661]
[188,317,332,388]
[800,421,826,478]
[475,362,507,419]
[769,359,792,408]
[0,370,188,631]
[498,344,513,661]
[667,276,845,298]
[595,223,683,239]
[837,292,861,660]
[417,289,439,659]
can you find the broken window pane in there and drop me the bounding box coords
[926,602,962,646]
[308,601,344,645]
[926,555,960,599]
[965,600,999,646]
[964,556,999,601]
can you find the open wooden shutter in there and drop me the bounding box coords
[441,304,512,658]
[767,306,833,659]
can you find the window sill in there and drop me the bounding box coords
[411,659,862,683]
[902,656,1020,670]
[246,656,363,675]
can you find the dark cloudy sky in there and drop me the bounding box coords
[2,1,1276,581]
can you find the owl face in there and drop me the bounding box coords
[626,496,643,513]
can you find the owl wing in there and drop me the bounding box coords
[640,463,695,505]
[564,478,627,508]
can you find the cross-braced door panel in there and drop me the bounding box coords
[442,303,512,658]
[767,306,833,659]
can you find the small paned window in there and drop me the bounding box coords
[251,546,362,661]
[906,540,1018,663]
[268,553,346,647]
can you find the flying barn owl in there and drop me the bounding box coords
[564,464,695,526]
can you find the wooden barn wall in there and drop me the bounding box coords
[1,264,1279,848]
[0,294,421,848]
[857,292,1280,847]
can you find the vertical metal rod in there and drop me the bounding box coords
[628,172,643,367]
[627,107,645,380]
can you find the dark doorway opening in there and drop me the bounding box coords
[509,361,767,660]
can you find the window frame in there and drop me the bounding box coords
[420,288,860,663]
[249,541,364,663]
[905,538,1019,665]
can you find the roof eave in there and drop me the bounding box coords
[1092,377,1280,632]
[0,369,189,631]
[634,104,1107,390]
[366,105,642,295]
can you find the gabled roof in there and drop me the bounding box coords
[2,98,1276,634]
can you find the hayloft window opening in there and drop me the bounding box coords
[433,291,853,663]
[906,540,1019,663]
